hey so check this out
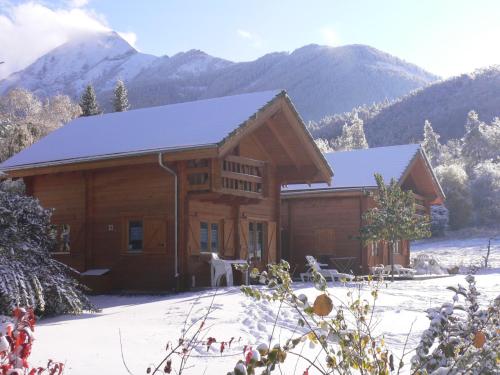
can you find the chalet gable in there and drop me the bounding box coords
[282,144,445,203]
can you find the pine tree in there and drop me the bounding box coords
[349,113,369,149]
[360,174,431,281]
[331,114,369,151]
[79,84,100,117]
[462,111,488,172]
[421,120,442,166]
[113,79,130,112]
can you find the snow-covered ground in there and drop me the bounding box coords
[29,236,500,374]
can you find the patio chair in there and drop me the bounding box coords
[301,255,355,282]
[383,264,416,278]
[370,264,385,276]
[210,254,234,287]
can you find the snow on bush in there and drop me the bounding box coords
[430,205,448,237]
[411,275,500,374]
[230,262,397,375]
[0,182,93,316]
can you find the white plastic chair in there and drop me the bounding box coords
[301,255,354,282]
[210,254,234,287]
[383,264,416,278]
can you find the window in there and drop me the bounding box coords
[393,241,402,254]
[200,221,219,253]
[370,241,382,257]
[200,222,209,252]
[211,223,219,253]
[128,220,143,252]
[54,224,71,253]
[248,222,264,262]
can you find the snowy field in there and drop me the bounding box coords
[30,236,500,374]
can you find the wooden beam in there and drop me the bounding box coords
[218,99,282,158]
[266,117,302,169]
[280,101,333,183]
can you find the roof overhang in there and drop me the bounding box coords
[0,90,333,183]
[218,91,333,184]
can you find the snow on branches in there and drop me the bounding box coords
[0,183,93,316]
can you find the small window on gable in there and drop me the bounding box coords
[128,220,143,252]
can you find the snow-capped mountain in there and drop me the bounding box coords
[0,31,156,98]
[0,31,439,120]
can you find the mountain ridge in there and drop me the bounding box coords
[0,31,439,121]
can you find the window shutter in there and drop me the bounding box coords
[239,218,249,260]
[188,216,200,255]
[144,217,167,251]
[267,221,277,264]
[223,219,235,257]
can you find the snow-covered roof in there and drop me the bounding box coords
[0,90,282,170]
[283,144,422,192]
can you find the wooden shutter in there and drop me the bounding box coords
[239,218,249,260]
[144,217,167,251]
[315,228,335,253]
[188,216,200,255]
[267,221,277,264]
[223,219,235,257]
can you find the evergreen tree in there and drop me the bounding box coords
[349,113,369,149]
[360,174,431,281]
[331,114,368,151]
[0,182,93,315]
[79,84,100,117]
[421,120,441,166]
[461,110,489,171]
[113,79,130,112]
[435,164,472,229]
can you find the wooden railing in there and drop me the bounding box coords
[218,155,265,198]
[413,193,428,216]
[186,156,266,199]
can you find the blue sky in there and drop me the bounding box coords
[2,0,500,78]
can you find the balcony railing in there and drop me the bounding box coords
[218,155,265,198]
[413,193,428,216]
[186,156,266,199]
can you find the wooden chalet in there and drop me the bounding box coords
[281,144,445,275]
[0,90,332,291]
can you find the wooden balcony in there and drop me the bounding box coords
[186,155,266,200]
[413,193,428,217]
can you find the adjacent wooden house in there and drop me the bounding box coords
[0,90,332,291]
[281,144,445,275]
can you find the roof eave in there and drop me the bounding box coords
[0,144,218,174]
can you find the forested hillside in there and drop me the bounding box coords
[0,31,438,121]
[310,67,500,146]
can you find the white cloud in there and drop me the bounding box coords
[69,0,89,8]
[0,1,138,80]
[237,29,252,39]
[320,26,339,46]
[118,31,138,49]
[236,29,262,48]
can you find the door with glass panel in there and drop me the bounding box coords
[248,222,264,268]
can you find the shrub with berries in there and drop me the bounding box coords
[0,308,63,375]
